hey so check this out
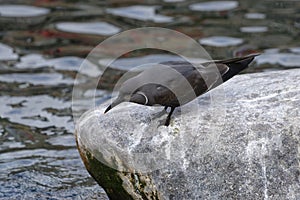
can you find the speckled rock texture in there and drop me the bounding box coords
[76,69,300,200]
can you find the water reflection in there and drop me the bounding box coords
[255,53,300,68]
[0,148,107,199]
[107,5,173,23]
[0,4,50,29]
[0,95,72,131]
[0,5,49,17]
[189,1,238,12]
[0,73,73,85]
[15,54,101,76]
[0,43,18,61]
[244,13,266,19]
[240,26,268,33]
[199,36,244,47]
[56,22,121,36]
[0,0,300,199]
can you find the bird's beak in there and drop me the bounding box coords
[104,104,112,113]
[104,97,123,114]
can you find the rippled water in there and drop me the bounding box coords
[0,0,299,199]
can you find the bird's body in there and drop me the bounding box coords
[105,54,258,126]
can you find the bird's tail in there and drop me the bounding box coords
[219,54,259,82]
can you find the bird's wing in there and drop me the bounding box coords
[141,62,224,106]
[131,64,199,106]
[136,55,257,107]
[214,53,259,64]
[170,62,226,92]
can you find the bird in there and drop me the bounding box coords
[104,54,258,126]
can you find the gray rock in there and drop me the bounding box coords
[76,69,300,200]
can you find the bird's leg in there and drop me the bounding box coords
[164,107,175,126]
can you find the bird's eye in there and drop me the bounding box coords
[156,86,162,91]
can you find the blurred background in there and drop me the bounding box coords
[0,0,299,199]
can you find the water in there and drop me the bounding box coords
[0,0,299,199]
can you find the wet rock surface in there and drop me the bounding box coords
[76,69,300,199]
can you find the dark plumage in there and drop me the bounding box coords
[104,54,258,126]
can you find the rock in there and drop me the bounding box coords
[75,69,300,199]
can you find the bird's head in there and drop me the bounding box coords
[104,89,149,114]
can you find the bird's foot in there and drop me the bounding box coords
[156,118,171,127]
[164,118,171,126]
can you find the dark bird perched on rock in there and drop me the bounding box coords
[104,54,258,126]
